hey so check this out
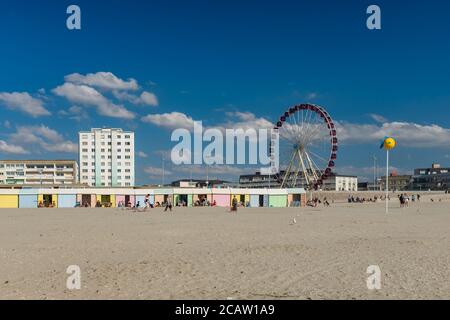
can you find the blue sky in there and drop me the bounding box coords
[1,0,450,184]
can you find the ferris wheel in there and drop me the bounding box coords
[272,104,338,190]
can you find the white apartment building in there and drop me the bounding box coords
[0,160,78,185]
[322,174,358,192]
[79,128,135,187]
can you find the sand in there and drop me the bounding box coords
[1,197,449,300]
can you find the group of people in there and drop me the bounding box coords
[38,201,56,208]
[347,195,381,203]
[121,194,173,212]
[306,197,330,207]
[399,193,420,207]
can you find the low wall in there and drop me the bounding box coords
[308,191,450,203]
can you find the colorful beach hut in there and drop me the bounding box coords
[154,188,173,206]
[287,188,306,207]
[0,189,19,208]
[230,188,250,207]
[211,188,231,207]
[19,189,38,208]
[267,189,288,208]
[246,189,269,208]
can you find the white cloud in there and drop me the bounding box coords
[138,151,148,158]
[52,83,135,119]
[113,90,159,106]
[142,112,196,130]
[337,121,450,147]
[0,140,29,154]
[65,72,139,91]
[143,110,272,132]
[222,111,273,131]
[144,166,172,176]
[0,92,51,117]
[138,92,159,106]
[306,92,318,100]
[58,105,89,121]
[368,113,388,123]
[3,120,11,128]
[9,125,78,153]
[173,164,250,176]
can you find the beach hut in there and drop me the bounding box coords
[78,193,96,207]
[96,194,115,207]
[268,189,288,208]
[173,188,194,207]
[54,189,78,208]
[211,188,231,207]
[58,194,77,208]
[230,188,250,207]
[19,189,38,208]
[0,190,19,208]
[193,189,212,206]
[38,190,58,208]
[287,188,306,207]
[135,189,154,207]
[111,188,136,208]
[246,189,268,208]
[154,188,173,206]
[93,189,117,207]
[115,194,125,207]
[115,194,135,207]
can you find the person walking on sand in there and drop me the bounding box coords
[399,194,405,208]
[231,196,238,212]
[164,196,173,212]
[144,194,150,210]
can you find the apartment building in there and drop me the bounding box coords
[78,128,135,187]
[321,174,358,191]
[0,160,78,185]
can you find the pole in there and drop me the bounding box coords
[162,156,165,186]
[385,151,388,213]
[373,156,377,191]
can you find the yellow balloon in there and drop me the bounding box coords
[384,137,396,150]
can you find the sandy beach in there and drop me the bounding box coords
[1,196,449,300]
